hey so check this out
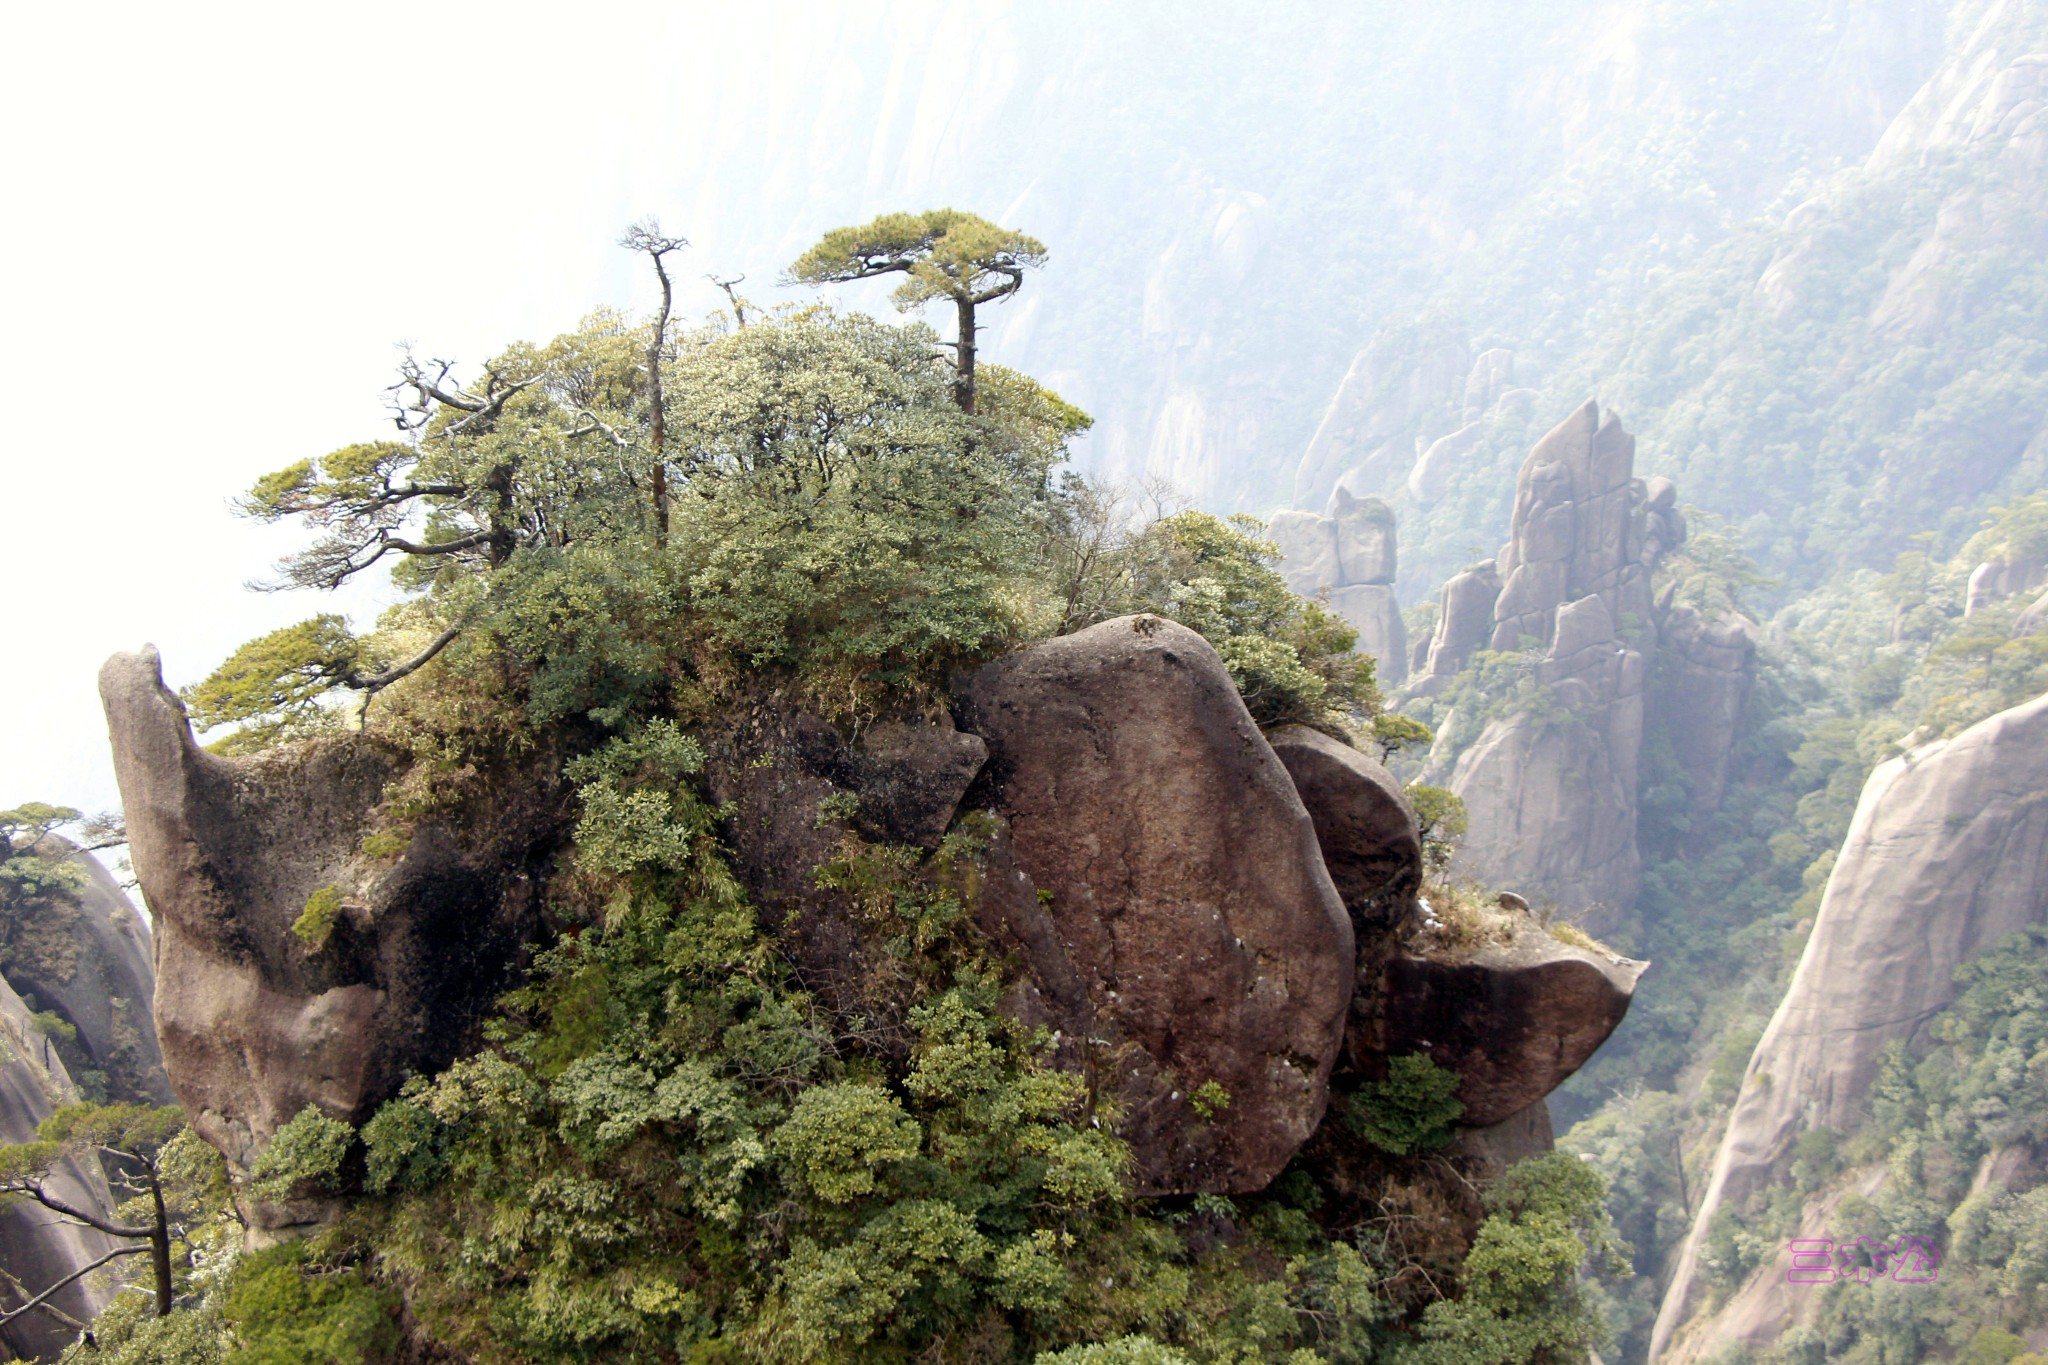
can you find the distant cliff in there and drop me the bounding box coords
[1652,690,2048,1361]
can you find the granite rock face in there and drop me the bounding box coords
[1966,554,2045,615]
[1266,492,1407,685]
[1652,692,2048,1363]
[1293,331,1470,512]
[99,648,566,1235]
[0,972,126,1361]
[958,615,1355,1195]
[1266,725,1421,959]
[1411,560,1502,696]
[1429,402,1703,924]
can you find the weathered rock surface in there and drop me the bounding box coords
[1380,923,1643,1126]
[1446,592,1650,920]
[2016,585,2048,637]
[702,703,986,1019]
[1430,402,1704,923]
[1266,726,1420,954]
[1966,554,2046,615]
[1410,559,1501,695]
[1462,348,1516,420]
[1451,1097,1555,1174]
[1407,421,1483,504]
[1267,494,1407,684]
[0,971,125,1362]
[1327,585,1407,685]
[0,839,167,1106]
[1489,401,1658,652]
[1328,488,1398,586]
[100,648,566,1232]
[957,615,1355,1195]
[1652,691,2048,1363]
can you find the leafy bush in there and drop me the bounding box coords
[1347,1055,1464,1156]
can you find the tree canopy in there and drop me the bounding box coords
[788,209,1047,414]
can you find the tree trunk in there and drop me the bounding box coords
[148,1175,172,1316]
[648,253,674,545]
[954,294,977,415]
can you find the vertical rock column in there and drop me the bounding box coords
[1267,489,1409,685]
[1430,401,1689,925]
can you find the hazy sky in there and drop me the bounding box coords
[2,1,1045,816]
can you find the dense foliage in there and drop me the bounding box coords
[48,251,1614,1363]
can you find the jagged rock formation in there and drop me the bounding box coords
[0,972,125,1362]
[1421,401,1709,924]
[1651,691,2048,1363]
[99,648,567,1235]
[1410,560,1502,695]
[1266,490,1407,685]
[958,615,1355,1195]
[1380,924,1644,1127]
[0,840,167,1107]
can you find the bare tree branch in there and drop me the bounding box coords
[0,1249,143,1328]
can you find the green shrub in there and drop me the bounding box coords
[1348,1054,1465,1156]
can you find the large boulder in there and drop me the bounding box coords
[1266,726,1420,951]
[957,615,1355,1195]
[1652,692,2048,1363]
[1380,923,1643,1127]
[99,648,566,1234]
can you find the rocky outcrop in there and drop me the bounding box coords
[1381,923,1644,1127]
[1431,402,1693,923]
[0,972,125,1362]
[703,703,987,1019]
[1410,559,1501,695]
[1489,401,1663,652]
[99,648,567,1234]
[1966,555,2046,615]
[957,615,1355,1195]
[1266,491,1407,684]
[1259,724,1636,1164]
[0,840,167,1106]
[2016,586,2048,637]
[1651,691,2048,1363]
